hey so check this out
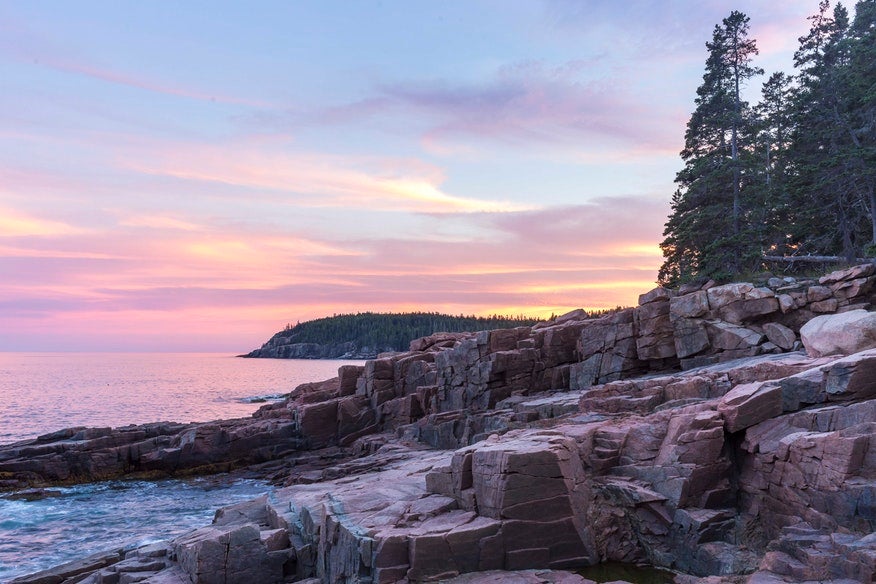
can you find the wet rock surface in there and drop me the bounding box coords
[7,264,876,583]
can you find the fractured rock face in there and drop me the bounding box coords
[751,523,876,583]
[670,290,709,319]
[822,349,876,401]
[672,318,710,359]
[572,309,644,389]
[634,295,676,361]
[707,282,754,310]
[717,382,782,433]
[435,432,597,570]
[718,296,779,325]
[174,523,285,584]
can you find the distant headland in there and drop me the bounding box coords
[241,311,549,359]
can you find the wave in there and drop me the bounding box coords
[236,393,287,404]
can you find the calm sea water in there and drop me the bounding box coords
[0,353,363,581]
[0,353,361,445]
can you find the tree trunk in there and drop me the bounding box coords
[839,199,856,263]
[731,99,741,236]
[869,183,876,245]
[762,255,871,264]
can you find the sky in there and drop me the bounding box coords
[1,1,820,352]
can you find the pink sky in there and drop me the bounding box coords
[0,1,818,351]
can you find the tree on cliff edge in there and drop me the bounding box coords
[749,71,795,257]
[787,1,860,260]
[847,0,876,247]
[659,11,763,285]
[783,0,876,260]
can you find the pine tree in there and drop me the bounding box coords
[845,0,876,248]
[787,1,862,260]
[659,11,763,285]
[752,72,796,255]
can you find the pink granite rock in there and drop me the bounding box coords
[819,262,876,284]
[634,300,676,361]
[717,381,783,433]
[718,297,779,324]
[173,523,286,584]
[800,309,876,357]
[706,283,754,310]
[705,321,764,353]
[762,322,796,351]
[670,291,710,319]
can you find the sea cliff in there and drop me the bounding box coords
[5,264,876,583]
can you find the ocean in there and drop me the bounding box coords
[0,353,362,581]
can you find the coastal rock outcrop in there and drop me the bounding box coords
[7,263,876,583]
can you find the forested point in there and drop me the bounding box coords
[660,0,876,286]
[273,311,541,352]
[245,309,631,359]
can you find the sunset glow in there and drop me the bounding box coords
[0,1,816,351]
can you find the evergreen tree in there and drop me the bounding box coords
[844,0,876,247]
[659,11,763,285]
[660,1,876,279]
[264,312,544,354]
[752,72,796,255]
[787,1,861,260]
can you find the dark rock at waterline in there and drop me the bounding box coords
[3,488,64,501]
[0,419,309,490]
[241,340,384,360]
[9,549,126,584]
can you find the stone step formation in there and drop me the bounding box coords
[6,263,876,583]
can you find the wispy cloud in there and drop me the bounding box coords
[128,145,534,214]
[0,208,88,237]
[118,215,205,231]
[0,22,274,108]
[44,59,274,107]
[261,60,679,156]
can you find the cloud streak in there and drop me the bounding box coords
[128,144,535,214]
[0,208,88,237]
[0,21,274,109]
[263,60,680,157]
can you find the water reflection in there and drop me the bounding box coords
[577,561,677,584]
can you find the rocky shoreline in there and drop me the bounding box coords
[242,340,384,360]
[5,264,876,583]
